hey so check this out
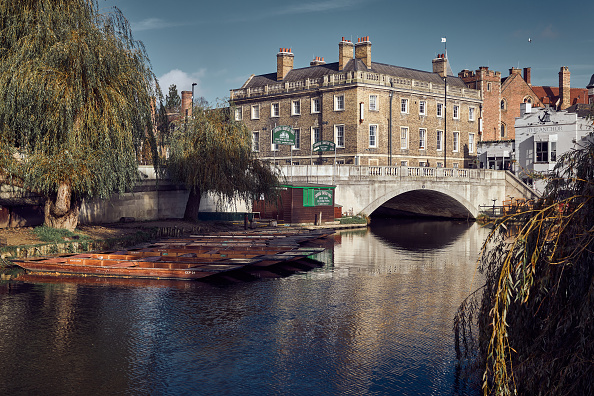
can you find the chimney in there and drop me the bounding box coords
[355,36,372,69]
[276,48,294,81]
[559,66,571,110]
[181,91,192,117]
[509,67,521,76]
[338,37,354,71]
[310,56,326,67]
[523,67,531,85]
[432,53,447,78]
[520,102,532,116]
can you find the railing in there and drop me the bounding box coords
[281,165,492,181]
[230,71,481,101]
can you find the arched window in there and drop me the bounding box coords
[501,99,506,110]
[500,123,506,138]
[524,96,533,103]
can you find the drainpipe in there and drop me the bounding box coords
[389,90,393,166]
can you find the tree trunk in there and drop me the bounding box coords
[184,187,202,221]
[44,183,80,231]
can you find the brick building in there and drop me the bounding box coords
[230,37,481,169]
[460,66,589,142]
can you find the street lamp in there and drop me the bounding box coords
[191,82,197,105]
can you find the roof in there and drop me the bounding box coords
[530,86,588,106]
[588,73,594,89]
[242,58,467,90]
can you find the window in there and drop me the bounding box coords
[311,97,321,113]
[469,133,475,153]
[271,102,279,117]
[419,100,426,115]
[400,127,408,149]
[501,99,506,110]
[536,141,548,162]
[369,95,378,111]
[437,103,443,117]
[524,96,533,104]
[335,124,345,147]
[312,127,321,143]
[501,123,506,138]
[436,162,443,168]
[234,107,242,121]
[251,104,259,120]
[551,141,557,162]
[453,131,460,152]
[453,162,459,168]
[436,130,443,151]
[419,128,426,150]
[469,107,475,121]
[401,98,408,114]
[400,160,408,166]
[252,131,260,152]
[292,100,300,115]
[369,124,377,147]
[334,95,345,111]
[453,105,459,119]
[487,82,491,92]
[271,132,278,151]
[292,128,300,150]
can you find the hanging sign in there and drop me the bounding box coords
[272,126,295,145]
[313,189,333,206]
[313,140,336,152]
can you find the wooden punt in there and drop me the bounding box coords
[13,229,332,281]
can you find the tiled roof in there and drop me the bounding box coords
[242,59,467,89]
[531,86,589,106]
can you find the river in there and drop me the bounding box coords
[0,219,488,396]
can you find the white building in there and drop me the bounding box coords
[515,103,593,193]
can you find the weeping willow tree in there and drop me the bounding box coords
[455,138,594,395]
[166,104,281,221]
[0,0,159,230]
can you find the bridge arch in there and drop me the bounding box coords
[360,185,479,219]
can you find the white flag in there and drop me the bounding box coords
[441,37,446,43]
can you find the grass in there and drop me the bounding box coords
[32,226,90,243]
[338,216,368,225]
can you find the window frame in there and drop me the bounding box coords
[469,133,475,153]
[469,106,475,121]
[291,99,301,116]
[312,126,321,144]
[369,94,378,111]
[311,97,321,113]
[251,104,260,120]
[436,130,443,151]
[334,94,345,111]
[369,124,378,148]
[335,124,345,148]
[234,107,242,121]
[271,102,280,118]
[453,131,460,152]
[292,128,300,150]
[252,131,260,152]
[419,100,426,116]
[401,98,408,114]
[400,127,408,149]
[453,104,460,119]
[437,102,443,118]
[419,128,426,150]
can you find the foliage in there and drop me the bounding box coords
[339,216,368,224]
[455,139,594,395]
[166,103,281,217]
[33,226,89,244]
[165,84,181,113]
[0,0,159,228]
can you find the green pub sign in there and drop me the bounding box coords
[312,140,336,152]
[272,126,295,145]
[314,189,333,206]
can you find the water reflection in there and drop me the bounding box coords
[0,221,488,396]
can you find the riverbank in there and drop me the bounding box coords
[0,219,367,262]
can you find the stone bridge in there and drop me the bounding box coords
[280,165,538,219]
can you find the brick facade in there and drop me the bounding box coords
[231,38,481,169]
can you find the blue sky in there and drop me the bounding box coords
[102,0,594,105]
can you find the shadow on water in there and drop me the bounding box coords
[369,217,474,251]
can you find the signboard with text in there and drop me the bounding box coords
[312,140,336,152]
[313,189,333,206]
[272,126,295,145]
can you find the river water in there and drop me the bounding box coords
[0,220,488,396]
